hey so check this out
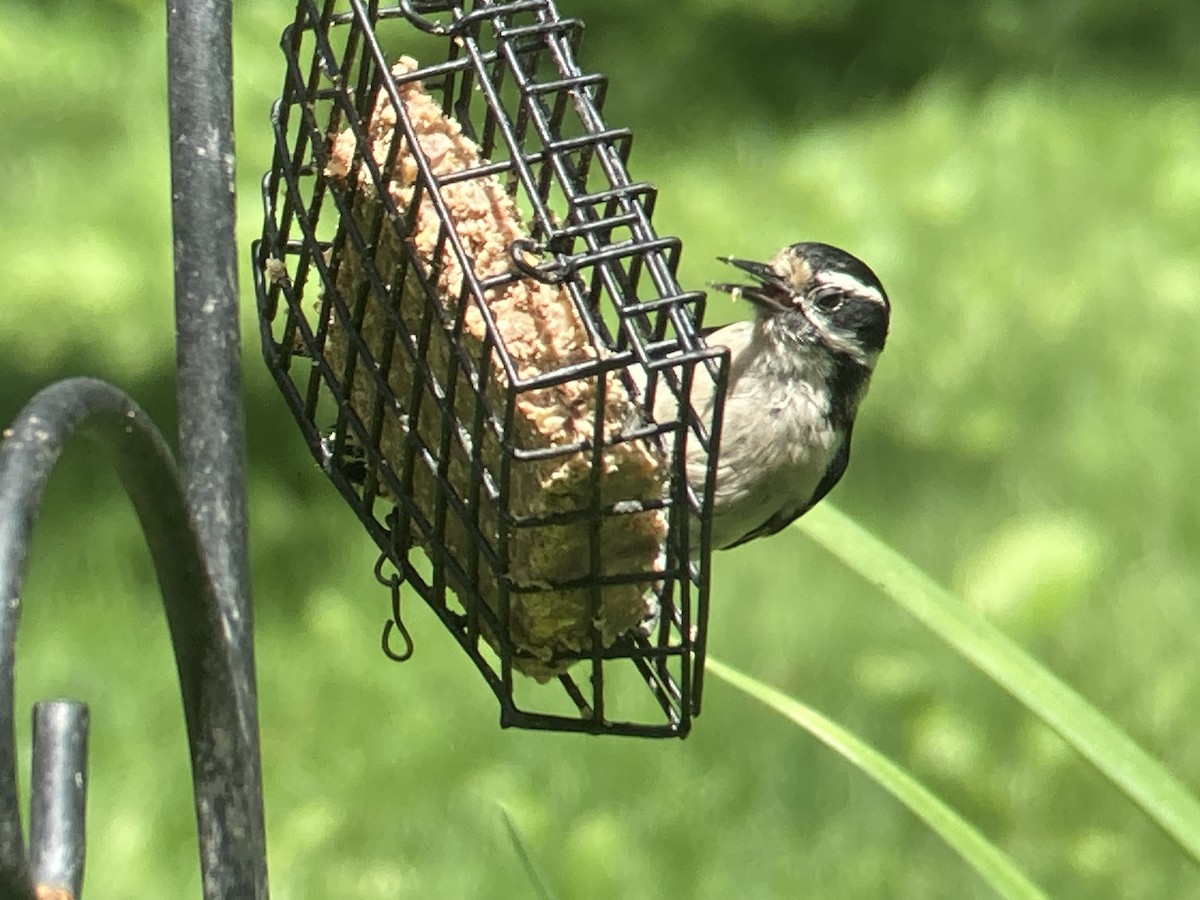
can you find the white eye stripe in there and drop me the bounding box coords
[815,272,887,307]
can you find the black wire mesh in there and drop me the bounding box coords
[252,0,727,737]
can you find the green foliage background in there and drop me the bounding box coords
[3,0,1200,896]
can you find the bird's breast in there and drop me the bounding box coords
[714,386,837,489]
[699,382,840,548]
[661,318,851,550]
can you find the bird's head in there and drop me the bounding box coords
[711,241,890,371]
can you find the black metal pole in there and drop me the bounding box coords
[166,1,269,897]
[29,701,89,899]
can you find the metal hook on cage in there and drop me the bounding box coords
[508,237,579,285]
[399,1,545,37]
[375,552,414,663]
[397,0,466,36]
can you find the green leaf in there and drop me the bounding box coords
[706,657,1049,900]
[795,504,1200,864]
[499,805,561,900]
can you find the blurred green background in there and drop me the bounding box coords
[4,0,1200,896]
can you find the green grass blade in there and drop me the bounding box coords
[796,503,1200,864]
[706,657,1049,900]
[499,805,561,900]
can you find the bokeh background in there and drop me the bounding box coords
[5,0,1200,896]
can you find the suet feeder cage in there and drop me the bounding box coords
[253,0,727,737]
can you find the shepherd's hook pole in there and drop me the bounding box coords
[166,0,269,897]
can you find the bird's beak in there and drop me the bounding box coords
[709,256,793,314]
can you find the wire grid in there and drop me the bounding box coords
[252,0,727,737]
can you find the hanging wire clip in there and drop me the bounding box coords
[509,237,578,285]
[375,552,414,662]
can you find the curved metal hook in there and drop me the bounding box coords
[375,554,414,662]
[0,378,267,900]
[508,237,578,285]
[381,617,415,663]
[397,0,464,35]
[398,1,547,36]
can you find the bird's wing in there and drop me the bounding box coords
[721,424,852,550]
[800,421,852,513]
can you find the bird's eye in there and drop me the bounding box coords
[813,290,845,313]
